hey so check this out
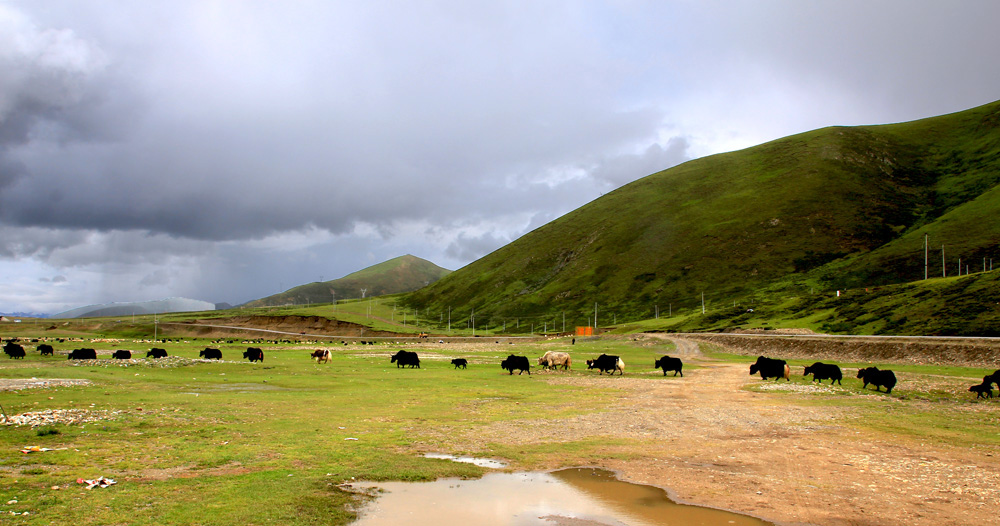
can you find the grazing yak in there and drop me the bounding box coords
[4,342,26,359]
[391,350,420,368]
[749,356,789,381]
[986,370,1000,390]
[857,367,897,393]
[803,362,843,385]
[969,377,994,399]
[654,355,683,377]
[68,348,97,360]
[243,347,264,362]
[147,348,168,358]
[451,358,468,369]
[199,348,223,360]
[112,350,132,360]
[537,351,571,371]
[587,354,624,375]
[311,349,331,363]
[37,344,54,356]
[501,354,531,375]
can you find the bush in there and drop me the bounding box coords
[36,426,60,437]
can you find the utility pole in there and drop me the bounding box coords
[594,303,598,331]
[942,246,946,277]
[924,234,928,280]
[701,292,705,314]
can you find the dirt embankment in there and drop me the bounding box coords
[160,316,539,343]
[682,333,1000,367]
[164,315,406,339]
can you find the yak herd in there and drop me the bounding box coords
[4,338,1000,399]
[751,355,902,394]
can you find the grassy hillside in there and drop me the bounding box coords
[405,100,1000,334]
[243,255,450,308]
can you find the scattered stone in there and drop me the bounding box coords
[0,378,92,392]
[4,409,119,428]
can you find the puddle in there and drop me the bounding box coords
[423,453,507,468]
[349,467,771,525]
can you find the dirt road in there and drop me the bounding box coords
[451,337,1000,526]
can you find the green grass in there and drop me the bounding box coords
[1,334,997,524]
[0,336,675,525]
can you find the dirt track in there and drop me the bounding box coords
[448,337,1000,526]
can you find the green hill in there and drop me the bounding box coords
[243,255,450,307]
[404,100,1000,334]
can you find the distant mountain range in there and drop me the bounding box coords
[241,254,451,307]
[0,312,49,319]
[45,255,449,319]
[52,297,217,319]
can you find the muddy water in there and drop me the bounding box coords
[350,467,771,526]
[423,453,508,468]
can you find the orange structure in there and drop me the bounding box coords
[575,326,594,336]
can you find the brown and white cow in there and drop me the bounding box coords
[310,349,331,364]
[537,351,571,371]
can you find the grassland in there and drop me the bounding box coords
[2,330,998,525]
[0,336,679,525]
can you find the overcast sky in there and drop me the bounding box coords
[2,0,999,314]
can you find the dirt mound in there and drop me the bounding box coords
[164,315,406,338]
[721,327,817,335]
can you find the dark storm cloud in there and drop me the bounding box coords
[0,4,109,199]
[0,226,89,259]
[3,0,1000,312]
[1,1,665,248]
